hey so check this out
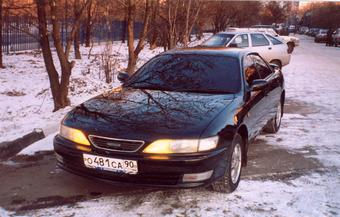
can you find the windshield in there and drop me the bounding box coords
[126,54,241,94]
[202,34,234,47]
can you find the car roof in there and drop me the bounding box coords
[217,28,269,35]
[163,47,256,59]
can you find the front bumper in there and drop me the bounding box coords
[54,135,228,188]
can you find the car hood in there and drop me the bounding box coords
[64,87,235,141]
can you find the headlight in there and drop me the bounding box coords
[60,125,91,146]
[143,136,218,154]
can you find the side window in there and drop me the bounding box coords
[251,33,270,47]
[252,55,273,78]
[243,55,260,86]
[230,34,249,48]
[265,34,283,45]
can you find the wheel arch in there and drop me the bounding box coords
[269,59,282,69]
[237,124,249,167]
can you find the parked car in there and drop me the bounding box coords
[252,25,278,33]
[288,25,296,33]
[307,28,320,37]
[247,27,299,53]
[201,30,291,68]
[54,48,285,193]
[314,29,328,43]
[332,28,340,46]
[299,26,309,35]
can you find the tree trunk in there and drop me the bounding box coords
[126,0,136,75]
[84,0,92,47]
[182,0,191,47]
[36,0,62,111]
[36,0,91,111]
[134,0,151,56]
[0,0,4,68]
[126,0,152,75]
[50,0,72,107]
[149,0,159,50]
[73,0,81,59]
[121,13,127,43]
[167,0,179,50]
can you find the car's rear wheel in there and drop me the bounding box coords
[264,101,282,133]
[211,134,243,193]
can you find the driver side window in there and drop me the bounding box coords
[251,55,273,79]
[243,55,260,86]
[230,34,249,48]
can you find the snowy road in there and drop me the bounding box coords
[1,35,340,217]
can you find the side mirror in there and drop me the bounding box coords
[117,72,129,83]
[251,79,268,91]
[269,63,280,71]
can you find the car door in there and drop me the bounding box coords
[249,33,272,62]
[264,34,290,65]
[252,54,282,125]
[241,54,268,140]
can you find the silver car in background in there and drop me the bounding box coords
[201,29,291,68]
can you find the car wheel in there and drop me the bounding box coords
[264,101,282,133]
[287,42,294,54]
[211,134,243,193]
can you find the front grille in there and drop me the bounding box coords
[89,135,145,152]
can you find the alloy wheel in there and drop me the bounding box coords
[231,143,242,184]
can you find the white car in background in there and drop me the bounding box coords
[201,29,291,68]
[246,28,299,53]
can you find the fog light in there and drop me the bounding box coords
[183,170,213,182]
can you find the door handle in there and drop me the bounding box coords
[268,47,272,50]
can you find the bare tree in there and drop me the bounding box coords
[73,0,81,59]
[126,0,152,75]
[148,0,160,50]
[84,0,94,47]
[182,0,201,47]
[166,0,179,50]
[0,0,4,68]
[35,0,92,111]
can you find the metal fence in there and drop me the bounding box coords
[1,16,143,53]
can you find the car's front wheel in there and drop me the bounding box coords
[211,134,243,193]
[265,101,282,133]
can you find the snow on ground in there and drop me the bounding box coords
[2,34,340,216]
[0,34,211,144]
[22,173,340,217]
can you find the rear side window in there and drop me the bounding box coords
[251,34,270,47]
[265,34,283,45]
[229,34,249,48]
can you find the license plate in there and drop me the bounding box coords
[83,153,138,174]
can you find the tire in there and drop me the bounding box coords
[287,42,295,54]
[211,134,243,193]
[270,60,282,70]
[264,100,283,134]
